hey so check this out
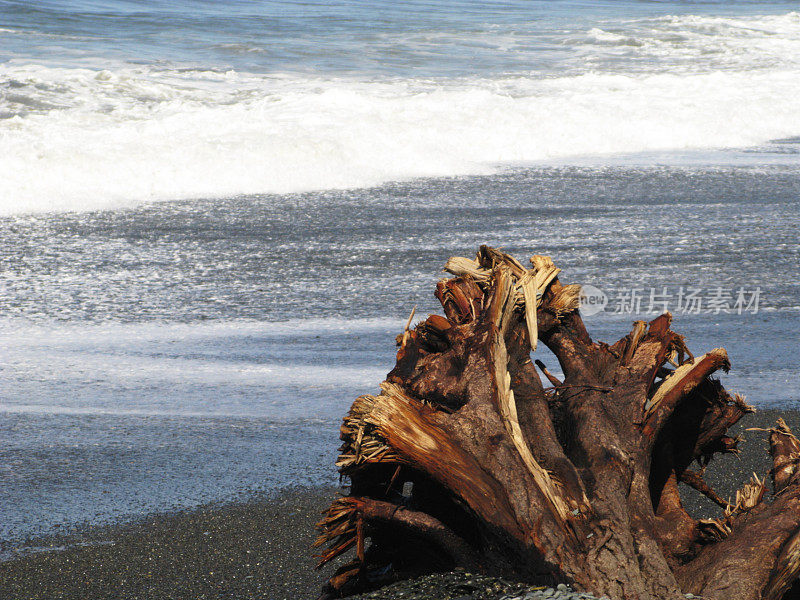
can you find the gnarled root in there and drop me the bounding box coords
[316,246,800,600]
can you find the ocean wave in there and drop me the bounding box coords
[0,317,398,418]
[578,11,800,72]
[0,316,407,339]
[1,10,799,214]
[0,26,98,41]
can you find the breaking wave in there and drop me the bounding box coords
[1,11,799,214]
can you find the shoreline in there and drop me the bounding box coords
[1,409,798,599]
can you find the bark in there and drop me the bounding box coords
[315,246,800,600]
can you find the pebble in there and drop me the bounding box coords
[352,570,614,600]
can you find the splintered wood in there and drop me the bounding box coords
[316,246,800,600]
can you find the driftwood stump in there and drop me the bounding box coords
[315,246,800,600]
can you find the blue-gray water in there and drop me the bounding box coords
[1,0,799,547]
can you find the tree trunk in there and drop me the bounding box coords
[315,246,800,600]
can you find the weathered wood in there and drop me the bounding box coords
[316,246,800,600]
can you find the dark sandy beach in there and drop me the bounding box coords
[1,409,797,600]
[0,486,340,600]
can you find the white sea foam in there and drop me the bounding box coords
[1,11,799,214]
[0,318,400,418]
[583,12,800,65]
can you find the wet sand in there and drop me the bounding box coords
[1,409,797,600]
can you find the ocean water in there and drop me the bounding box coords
[1,0,799,545]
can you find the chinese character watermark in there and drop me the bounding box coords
[579,285,762,315]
